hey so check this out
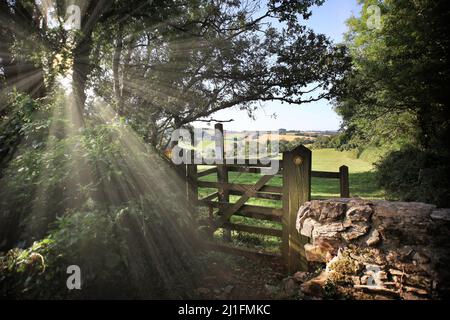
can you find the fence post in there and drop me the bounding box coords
[339,165,350,198]
[282,145,311,273]
[215,123,231,241]
[183,131,197,205]
[187,164,198,206]
[165,138,189,196]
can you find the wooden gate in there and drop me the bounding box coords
[175,124,349,273]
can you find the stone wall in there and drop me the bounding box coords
[295,199,450,299]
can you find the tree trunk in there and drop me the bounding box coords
[113,26,124,116]
[72,37,94,129]
[417,105,431,151]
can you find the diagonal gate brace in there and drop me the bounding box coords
[214,175,273,228]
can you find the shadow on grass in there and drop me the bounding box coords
[349,171,384,199]
[199,169,385,200]
[312,171,384,199]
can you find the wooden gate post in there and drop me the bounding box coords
[339,165,350,198]
[282,145,311,273]
[184,131,197,203]
[187,164,198,205]
[215,123,231,241]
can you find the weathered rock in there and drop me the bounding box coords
[295,198,450,299]
[305,243,332,263]
[353,285,400,298]
[373,201,435,219]
[310,200,347,222]
[366,229,381,247]
[300,272,328,298]
[346,205,373,222]
[413,252,430,264]
[389,269,404,276]
[401,292,428,300]
[404,286,428,296]
[312,222,346,240]
[281,278,297,297]
[299,217,319,238]
[296,205,311,231]
[351,276,361,285]
[431,209,450,222]
[293,271,310,283]
[342,223,370,242]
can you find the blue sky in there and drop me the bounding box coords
[193,0,361,131]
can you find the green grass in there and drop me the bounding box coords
[196,148,384,251]
[358,146,389,164]
[311,148,384,199]
[198,148,383,200]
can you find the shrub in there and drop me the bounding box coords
[0,238,66,299]
[1,201,203,299]
[376,146,450,207]
[311,134,343,149]
[0,91,43,173]
[0,92,204,298]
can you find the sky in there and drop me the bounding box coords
[193,0,361,132]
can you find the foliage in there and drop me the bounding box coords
[0,238,65,299]
[1,202,202,299]
[1,1,350,147]
[311,135,342,149]
[90,0,350,149]
[376,147,450,208]
[334,0,450,205]
[336,0,450,151]
[279,138,313,152]
[0,90,205,298]
[0,91,47,174]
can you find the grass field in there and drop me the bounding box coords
[197,148,384,251]
[198,148,384,200]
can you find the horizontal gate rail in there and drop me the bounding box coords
[228,190,282,201]
[197,181,282,194]
[198,200,283,221]
[226,166,282,175]
[311,166,350,198]
[199,158,282,167]
[199,192,219,202]
[311,171,340,179]
[197,167,218,177]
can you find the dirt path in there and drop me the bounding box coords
[196,252,292,300]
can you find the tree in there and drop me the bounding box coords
[91,0,350,148]
[2,1,349,138]
[335,0,450,206]
[335,0,450,152]
[0,0,48,99]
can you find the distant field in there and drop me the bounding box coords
[197,131,323,147]
[260,134,319,142]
